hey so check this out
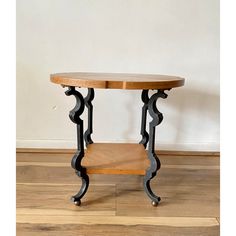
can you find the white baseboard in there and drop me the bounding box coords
[16,139,220,152]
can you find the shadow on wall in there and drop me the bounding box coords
[123,87,220,145]
[166,87,219,145]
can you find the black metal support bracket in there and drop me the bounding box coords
[64,86,169,206]
[139,89,150,148]
[84,88,95,146]
[143,89,169,206]
[65,86,90,206]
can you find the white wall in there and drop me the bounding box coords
[16,0,220,151]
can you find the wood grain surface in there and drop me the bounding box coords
[50,72,185,89]
[83,143,149,175]
[16,150,219,236]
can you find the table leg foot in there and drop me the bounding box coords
[152,200,160,207]
[71,199,81,206]
[71,171,89,206]
[143,154,161,206]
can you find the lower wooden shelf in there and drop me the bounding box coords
[82,143,149,175]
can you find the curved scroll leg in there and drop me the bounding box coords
[139,89,149,148]
[84,88,95,146]
[143,89,168,206]
[69,151,89,206]
[65,87,89,206]
[72,174,89,206]
[143,153,161,206]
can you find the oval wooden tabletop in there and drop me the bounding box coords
[50,72,185,90]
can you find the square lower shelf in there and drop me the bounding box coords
[82,143,149,175]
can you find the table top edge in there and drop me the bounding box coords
[50,72,185,90]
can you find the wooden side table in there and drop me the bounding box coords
[50,72,185,206]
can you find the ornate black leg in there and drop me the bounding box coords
[143,89,168,206]
[139,89,149,149]
[84,88,95,146]
[65,86,89,206]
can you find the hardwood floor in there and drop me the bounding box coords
[16,150,220,236]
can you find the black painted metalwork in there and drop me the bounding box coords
[139,89,149,148]
[143,89,168,206]
[63,86,171,206]
[65,86,89,205]
[84,88,95,146]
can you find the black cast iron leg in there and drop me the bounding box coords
[65,86,89,206]
[84,88,95,146]
[143,89,168,206]
[139,89,149,149]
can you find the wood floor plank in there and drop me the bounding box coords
[16,223,220,236]
[16,165,219,185]
[17,184,116,211]
[16,162,70,167]
[16,165,146,184]
[16,147,220,156]
[159,155,220,166]
[16,152,220,166]
[17,182,115,186]
[161,164,219,170]
[17,208,116,216]
[115,183,219,217]
[116,195,219,217]
[16,152,73,162]
[117,183,219,200]
[16,161,219,170]
[16,182,219,218]
[16,215,218,227]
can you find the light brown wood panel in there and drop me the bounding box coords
[17,183,116,211]
[50,72,185,90]
[83,143,149,175]
[17,214,218,227]
[16,224,220,236]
